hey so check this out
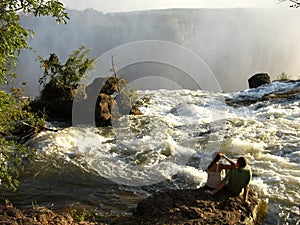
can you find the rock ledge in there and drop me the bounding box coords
[113,187,267,225]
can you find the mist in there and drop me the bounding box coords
[17,8,300,96]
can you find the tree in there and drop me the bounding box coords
[0,0,68,191]
[0,90,39,191]
[38,46,95,101]
[0,0,69,83]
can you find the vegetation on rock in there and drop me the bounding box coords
[38,46,95,101]
[277,72,291,81]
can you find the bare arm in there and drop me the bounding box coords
[222,155,235,165]
[218,154,236,171]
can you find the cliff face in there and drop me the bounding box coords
[112,187,267,225]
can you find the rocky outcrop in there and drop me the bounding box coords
[248,73,270,89]
[94,76,119,127]
[112,187,267,225]
[95,92,119,127]
[29,78,76,122]
[30,75,142,126]
[93,76,143,127]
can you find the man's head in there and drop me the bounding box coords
[237,157,248,168]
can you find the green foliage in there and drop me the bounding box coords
[0,90,27,134]
[0,0,69,84]
[38,46,95,101]
[0,0,67,192]
[277,72,291,81]
[0,137,35,191]
[0,90,45,191]
[70,209,94,222]
[0,90,46,135]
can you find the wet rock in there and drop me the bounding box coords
[112,187,267,225]
[248,73,270,89]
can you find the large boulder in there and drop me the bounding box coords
[94,76,142,127]
[248,73,271,89]
[112,188,267,225]
[94,76,120,127]
[95,93,119,127]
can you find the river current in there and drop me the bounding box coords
[7,81,300,224]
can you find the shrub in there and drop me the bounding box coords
[0,90,43,191]
[277,72,291,81]
[38,46,95,101]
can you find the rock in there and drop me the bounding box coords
[95,93,119,127]
[248,73,270,88]
[40,80,74,101]
[30,98,73,123]
[94,76,142,127]
[31,74,143,126]
[100,76,120,95]
[94,76,121,127]
[112,187,267,225]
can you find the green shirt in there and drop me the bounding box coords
[223,165,252,196]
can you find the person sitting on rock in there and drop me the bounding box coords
[205,152,235,189]
[206,156,252,207]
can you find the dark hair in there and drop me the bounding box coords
[237,157,248,168]
[207,152,222,170]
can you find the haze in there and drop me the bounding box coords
[16,3,300,96]
[61,0,287,12]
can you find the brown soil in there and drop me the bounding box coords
[0,203,105,225]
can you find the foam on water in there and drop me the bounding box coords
[231,80,300,99]
[25,82,300,224]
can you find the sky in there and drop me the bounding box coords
[61,0,289,13]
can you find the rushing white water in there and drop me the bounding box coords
[12,81,300,224]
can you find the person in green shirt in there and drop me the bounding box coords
[206,156,252,206]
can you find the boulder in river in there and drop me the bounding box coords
[248,73,271,89]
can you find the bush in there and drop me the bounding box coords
[0,90,45,191]
[38,46,95,101]
[0,138,35,191]
[277,72,291,81]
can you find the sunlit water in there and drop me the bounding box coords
[7,81,300,224]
